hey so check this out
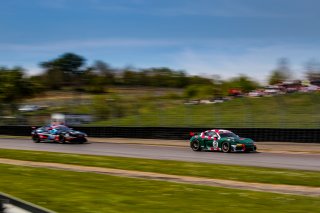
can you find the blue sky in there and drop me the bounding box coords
[1,0,320,82]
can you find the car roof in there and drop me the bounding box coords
[208,129,232,134]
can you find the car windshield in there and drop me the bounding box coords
[55,125,70,131]
[219,133,238,138]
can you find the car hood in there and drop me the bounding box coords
[68,130,86,135]
[221,137,254,144]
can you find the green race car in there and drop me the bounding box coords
[189,129,257,153]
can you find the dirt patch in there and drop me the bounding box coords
[0,158,319,197]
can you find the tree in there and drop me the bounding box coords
[122,67,140,86]
[305,59,320,82]
[268,58,291,85]
[188,75,213,86]
[184,84,217,99]
[40,53,86,89]
[91,60,115,84]
[0,67,36,113]
[184,85,199,98]
[224,75,260,93]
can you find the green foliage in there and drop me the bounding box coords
[91,93,320,128]
[0,67,35,104]
[37,54,218,91]
[41,52,85,75]
[188,75,213,85]
[0,52,263,105]
[268,58,291,85]
[161,92,182,100]
[184,85,199,98]
[91,95,130,121]
[91,60,115,85]
[118,67,211,88]
[183,76,259,99]
[224,75,260,93]
[85,76,107,93]
[1,53,316,122]
[40,52,86,89]
[305,59,320,82]
[184,84,216,99]
[268,70,290,85]
[91,95,111,120]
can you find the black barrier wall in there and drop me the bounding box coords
[0,126,319,143]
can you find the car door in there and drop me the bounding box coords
[203,131,215,148]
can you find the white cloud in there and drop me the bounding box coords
[24,66,43,76]
[0,38,182,53]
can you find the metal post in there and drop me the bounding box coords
[275,95,285,128]
[135,102,140,127]
[158,100,163,127]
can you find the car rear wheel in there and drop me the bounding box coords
[190,140,202,151]
[222,142,231,153]
[59,135,66,144]
[32,135,40,143]
[76,138,87,144]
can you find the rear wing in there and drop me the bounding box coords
[189,132,198,136]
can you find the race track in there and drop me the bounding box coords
[0,139,319,171]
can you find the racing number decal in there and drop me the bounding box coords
[213,141,218,149]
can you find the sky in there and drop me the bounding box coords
[1,0,320,83]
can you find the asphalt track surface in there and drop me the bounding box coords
[0,139,319,171]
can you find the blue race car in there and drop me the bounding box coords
[31,125,87,144]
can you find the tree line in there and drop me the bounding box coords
[1,52,320,105]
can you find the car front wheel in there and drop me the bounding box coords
[222,142,231,153]
[190,140,202,151]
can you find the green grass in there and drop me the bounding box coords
[0,149,319,187]
[91,93,320,128]
[21,90,320,128]
[0,163,319,213]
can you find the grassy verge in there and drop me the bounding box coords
[91,93,320,128]
[0,163,319,213]
[0,149,319,187]
[21,92,320,128]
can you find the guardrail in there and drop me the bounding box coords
[0,192,55,213]
[0,126,319,143]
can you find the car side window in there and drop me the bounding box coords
[205,131,216,137]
